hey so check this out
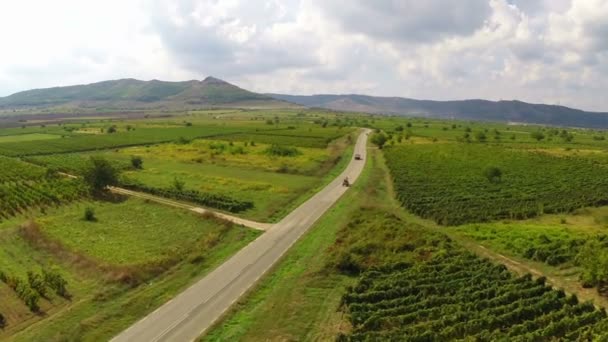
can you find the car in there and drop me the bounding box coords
[354,153,362,160]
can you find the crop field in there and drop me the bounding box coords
[0,196,260,339]
[0,124,254,156]
[384,143,608,225]
[451,205,608,294]
[340,251,608,341]
[0,133,62,143]
[0,155,88,221]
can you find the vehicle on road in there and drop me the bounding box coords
[342,177,350,187]
[354,153,362,160]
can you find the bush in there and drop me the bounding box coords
[484,166,503,183]
[0,312,5,328]
[264,144,301,157]
[84,207,96,222]
[131,156,143,169]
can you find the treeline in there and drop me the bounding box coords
[338,251,608,341]
[0,268,69,314]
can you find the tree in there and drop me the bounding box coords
[484,166,502,183]
[531,131,545,141]
[107,125,117,134]
[84,207,96,222]
[475,131,487,143]
[131,156,143,170]
[371,133,388,149]
[0,312,5,328]
[83,157,119,193]
[173,177,185,192]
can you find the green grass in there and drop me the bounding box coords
[0,196,261,341]
[0,133,61,143]
[38,198,234,266]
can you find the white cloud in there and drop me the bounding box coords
[0,0,607,111]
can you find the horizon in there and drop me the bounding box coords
[2,76,607,114]
[0,0,606,112]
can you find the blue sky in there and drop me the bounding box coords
[0,0,607,111]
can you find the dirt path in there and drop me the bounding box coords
[108,187,273,231]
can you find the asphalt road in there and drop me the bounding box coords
[110,129,370,342]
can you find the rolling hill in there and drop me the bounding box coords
[0,77,288,110]
[269,94,608,128]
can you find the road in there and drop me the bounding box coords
[110,129,370,342]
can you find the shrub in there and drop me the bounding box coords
[131,156,143,169]
[264,144,301,157]
[484,166,503,183]
[84,207,96,222]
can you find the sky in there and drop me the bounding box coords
[0,0,607,111]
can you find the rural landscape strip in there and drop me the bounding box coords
[109,129,370,342]
[109,187,273,231]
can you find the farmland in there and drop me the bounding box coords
[384,143,608,225]
[0,197,260,341]
[0,108,357,339]
[340,251,608,341]
[3,106,608,342]
[0,155,88,221]
[26,128,355,221]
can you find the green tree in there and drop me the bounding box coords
[131,156,143,169]
[475,131,487,143]
[484,166,502,183]
[83,157,119,193]
[84,207,96,222]
[371,133,388,149]
[531,131,545,141]
[173,177,185,192]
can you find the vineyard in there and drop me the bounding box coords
[0,156,88,221]
[384,144,608,225]
[211,126,353,148]
[121,182,254,213]
[0,125,249,156]
[339,251,608,341]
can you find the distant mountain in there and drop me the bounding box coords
[269,94,608,129]
[0,77,288,110]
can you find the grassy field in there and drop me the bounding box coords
[0,133,62,143]
[38,199,240,266]
[0,197,260,341]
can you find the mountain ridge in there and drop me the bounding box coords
[0,77,286,109]
[268,93,608,128]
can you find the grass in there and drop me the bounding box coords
[0,133,61,143]
[1,196,261,341]
[38,198,235,266]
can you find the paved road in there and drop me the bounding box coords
[110,129,371,342]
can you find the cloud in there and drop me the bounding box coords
[0,0,607,112]
[317,0,492,43]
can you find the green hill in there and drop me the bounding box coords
[0,77,286,110]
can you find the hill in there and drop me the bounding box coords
[0,77,288,110]
[268,94,608,128]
